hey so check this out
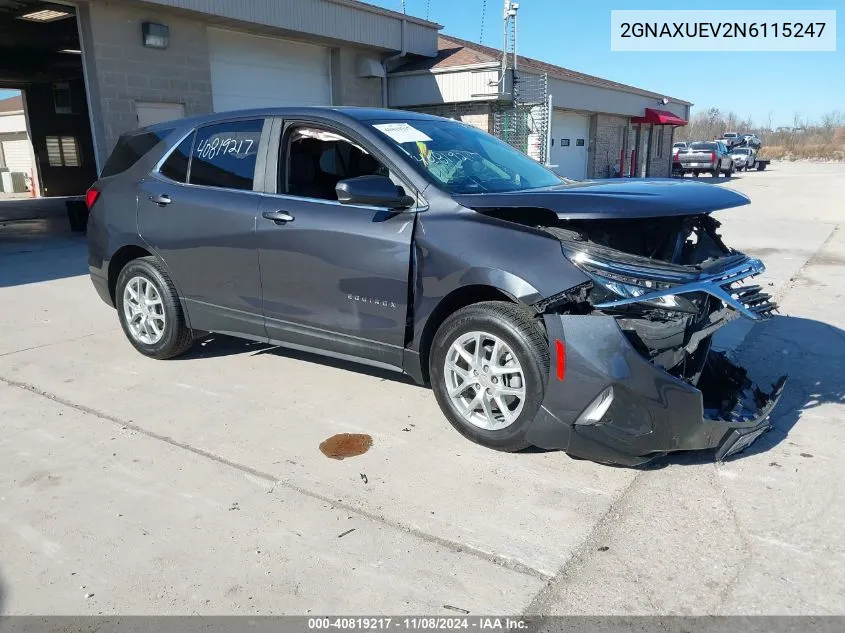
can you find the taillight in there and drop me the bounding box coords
[710,152,716,163]
[85,187,100,210]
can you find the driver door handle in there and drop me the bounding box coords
[263,210,295,225]
[149,194,171,206]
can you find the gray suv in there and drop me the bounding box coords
[87,107,785,465]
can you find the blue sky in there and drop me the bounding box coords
[372,0,844,127]
[2,1,840,126]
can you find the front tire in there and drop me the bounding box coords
[115,256,194,359]
[429,302,549,452]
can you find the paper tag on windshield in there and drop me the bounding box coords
[374,123,431,144]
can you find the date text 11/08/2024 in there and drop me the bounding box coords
[307,617,529,630]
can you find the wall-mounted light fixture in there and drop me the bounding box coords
[142,22,169,49]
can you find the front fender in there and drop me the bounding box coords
[407,208,590,356]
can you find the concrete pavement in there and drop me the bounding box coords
[0,162,842,615]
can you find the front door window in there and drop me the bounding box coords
[285,127,389,200]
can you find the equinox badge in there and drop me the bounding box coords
[348,294,397,309]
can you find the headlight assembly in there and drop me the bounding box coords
[566,249,699,314]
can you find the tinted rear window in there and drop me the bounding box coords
[690,142,717,150]
[159,132,195,183]
[101,129,173,177]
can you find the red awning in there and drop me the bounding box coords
[631,108,688,126]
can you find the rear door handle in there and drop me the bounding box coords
[262,210,294,225]
[149,194,171,206]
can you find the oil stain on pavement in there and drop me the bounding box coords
[319,433,373,460]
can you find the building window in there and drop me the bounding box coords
[46,136,81,167]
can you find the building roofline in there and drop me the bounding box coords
[327,0,443,29]
[398,34,692,107]
[0,95,24,114]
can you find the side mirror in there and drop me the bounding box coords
[335,175,415,210]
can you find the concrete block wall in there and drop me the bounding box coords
[330,48,384,108]
[84,1,214,165]
[591,114,629,178]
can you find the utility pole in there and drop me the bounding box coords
[496,0,519,103]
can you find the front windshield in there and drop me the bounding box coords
[368,119,564,194]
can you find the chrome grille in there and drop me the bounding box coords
[594,257,778,321]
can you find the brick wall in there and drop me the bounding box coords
[407,103,494,133]
[647,125,674,177]
[591,114,629,178]
[85,1,214,164]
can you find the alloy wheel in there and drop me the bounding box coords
[444,330,527,430]
[122,276,166,345]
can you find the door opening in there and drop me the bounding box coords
[0,0,97,217]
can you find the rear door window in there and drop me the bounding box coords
[101,128,173,177]
[188,119,264,191]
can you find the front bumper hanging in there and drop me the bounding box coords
[526,313,787,466]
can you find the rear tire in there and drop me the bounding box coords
[115,256,194,359]
[429,301,549,452]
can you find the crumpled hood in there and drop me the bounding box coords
[453,178,751,220]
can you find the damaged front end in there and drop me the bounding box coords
[527,214,787,465]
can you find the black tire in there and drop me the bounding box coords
[115,256,194,359]
[711,167,720,178]
[66,201,88,232]
[725,162,734,177]
[693,171,699,177]
[429,301,549,452]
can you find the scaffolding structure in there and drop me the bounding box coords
[492,72,550,163]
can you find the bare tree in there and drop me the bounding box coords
[675,108,844,160]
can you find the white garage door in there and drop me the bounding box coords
[209,28,332,112]
[550,111,589,179]
[0,138,33,174]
